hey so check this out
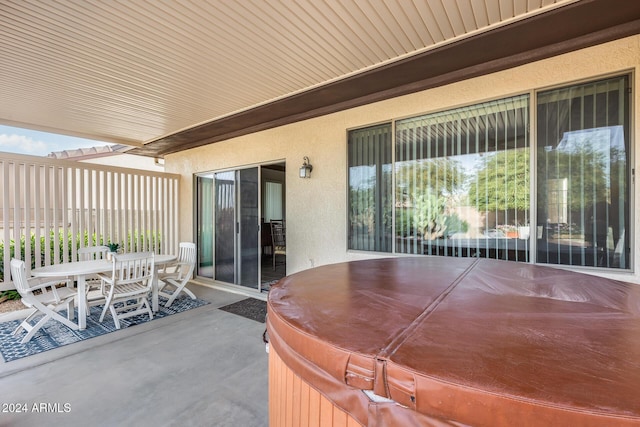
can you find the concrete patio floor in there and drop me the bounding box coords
[0,284,269,427]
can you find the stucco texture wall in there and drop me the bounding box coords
[166,35,640,283]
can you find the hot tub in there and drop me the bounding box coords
[267,257,640,426]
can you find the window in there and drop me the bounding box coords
[348,123,393,252]
[395,95,529,260]
[536,75,630,268]
[347,74,632,271]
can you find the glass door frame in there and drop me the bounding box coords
[195,160,286,293]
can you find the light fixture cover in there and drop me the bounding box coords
[299,156,313,178]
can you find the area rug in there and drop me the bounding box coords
[219,298,267,323]
[0,296,209,362]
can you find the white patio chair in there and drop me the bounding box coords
[78,245,109,313]
[99,252,155,329]
[158,242,197,308]
[78,245,109,261]
[10,259,78,344]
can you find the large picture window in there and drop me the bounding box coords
[347,74,632,271]
[395,95,529,260]
[536,75,630,269]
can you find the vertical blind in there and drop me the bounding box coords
[395,95,529,260]
[347,74,630,271]
[348,123,393,252]
[536,75,629,268]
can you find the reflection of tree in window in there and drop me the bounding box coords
[395,158,466,239]
[395,94,530,258]
[540,138,608,215]
[468,148,529,226]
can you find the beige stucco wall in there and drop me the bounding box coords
[166,35,640,284]
[82,153,164,172]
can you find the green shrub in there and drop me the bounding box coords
[0,231,162,283]
[0,290,20,300]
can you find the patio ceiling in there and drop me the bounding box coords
[1,0,639,158]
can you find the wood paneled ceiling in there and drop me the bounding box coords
[1,0,639,158]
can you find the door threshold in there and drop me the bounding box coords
[191,279,268,301]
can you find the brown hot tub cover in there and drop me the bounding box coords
[267,257,640,426]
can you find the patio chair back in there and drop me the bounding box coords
[99,251,155,329]
[158,242,197,307]
[78,245,110,312]
[175,242,197,278]
[11,259,31,295]
[78,245,109,261]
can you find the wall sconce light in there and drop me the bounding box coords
[299,156,313,178]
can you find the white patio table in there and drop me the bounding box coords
[31,254,176,330]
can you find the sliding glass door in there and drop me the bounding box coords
[196,175,215,278]
[195,167,261,289]
[214,168,259,288]
[214,171,236,283]
[238,168,259,287]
